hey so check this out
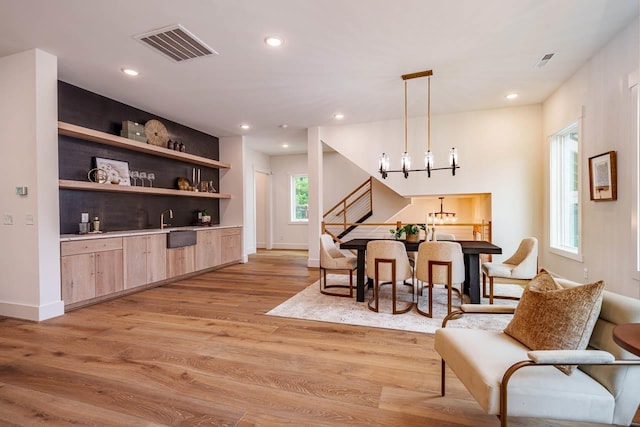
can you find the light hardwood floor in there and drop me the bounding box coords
[0,250,636,426]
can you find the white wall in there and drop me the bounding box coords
[0,49,63,320]
[270,154,309,249]
[321,104,543,259]
[243,147,271,254]
[542,17,640,297]
[219,135,247,262]
[323,151,370,209]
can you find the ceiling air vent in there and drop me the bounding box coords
[135,24,218,63]
[536,53,554,68]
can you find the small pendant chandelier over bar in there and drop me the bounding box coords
[429,196,456,224]
[378,69,460,179]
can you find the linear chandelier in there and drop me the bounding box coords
[428,196,456,224]
[378,69,460,179]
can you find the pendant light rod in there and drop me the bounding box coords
[404,79,408,153]
[427,75,431,153]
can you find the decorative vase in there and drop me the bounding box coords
[406,233,420,243]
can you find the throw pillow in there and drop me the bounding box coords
[504,269,605,375]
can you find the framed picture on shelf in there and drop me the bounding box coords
[588,151,616,201]
[94,157,131,186]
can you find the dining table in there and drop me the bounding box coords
[339,238,502,304]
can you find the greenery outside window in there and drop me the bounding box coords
[291,174,309,222]
[550,122,581,260]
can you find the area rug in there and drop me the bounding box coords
[266,274,522,334]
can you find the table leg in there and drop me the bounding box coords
[356,249,366,302]
[464,253,481,303]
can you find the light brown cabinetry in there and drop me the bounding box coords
[61,253,95,303]
[61,227,241,309]
[166,246,196,278]
[123,234,167,289]
[220,228,242,265]
[196,227,242,270]
[196,229,221,270]
[60,238,123,304]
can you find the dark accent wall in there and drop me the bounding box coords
[58,81,221,234]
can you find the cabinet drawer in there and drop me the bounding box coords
[61,237,123,256]
[219,227,241,237]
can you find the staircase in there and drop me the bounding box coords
[322,177,373,240]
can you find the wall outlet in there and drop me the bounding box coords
[3,214,13,225]
[25,214,34,225]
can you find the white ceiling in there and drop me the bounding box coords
[0,0,637,155]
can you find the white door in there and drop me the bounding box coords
[255,171,270,249]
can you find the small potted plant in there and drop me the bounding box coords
[390,223,425,242]
[201,209,211,224]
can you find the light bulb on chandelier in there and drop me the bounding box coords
[378,69,460,179]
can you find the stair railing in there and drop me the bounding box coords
[322,177,373,239]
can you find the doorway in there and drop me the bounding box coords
[255,170,271,249]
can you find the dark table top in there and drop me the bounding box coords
[340,238,502,255]
[613,323,640,357]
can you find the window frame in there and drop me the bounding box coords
[290,174,309,223]
[549,121,583,261]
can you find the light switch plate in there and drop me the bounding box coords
[3,214,13,225]
[25,214,34,225]
[15,186,28,196]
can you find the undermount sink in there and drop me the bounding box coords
[166,230,197,248]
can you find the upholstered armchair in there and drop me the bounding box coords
[319,234,357,297]
[435,272,640,427]
[482,237,538,303]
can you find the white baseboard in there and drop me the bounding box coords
[272,243,308,250]
[0,299,64,321]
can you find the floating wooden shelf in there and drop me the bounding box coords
[58,121,231,169]
[59,180,231,199]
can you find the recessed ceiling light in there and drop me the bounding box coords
[264,36,284,47]
[505,93,519,100]
[334,113,345,120]
[121,68,139,77]
[281,143,289,148]
[240,124,250,130]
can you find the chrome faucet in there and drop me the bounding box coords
[161,209,173,229]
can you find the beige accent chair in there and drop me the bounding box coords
[435,277,640,427]
[482,237,538,304]
[415,241,465,317]
[366,240,414,314]
[434,232,456,241]
[319,234,357,297]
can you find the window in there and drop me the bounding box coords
[550,122,581,259]
[291,174,309,222]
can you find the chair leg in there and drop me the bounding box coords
[441,359,446,396]
[482,271,489,299]
[489,276,494,305]
[320,267,356,298]
[416,279,433,318]
[429,260,453,315]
